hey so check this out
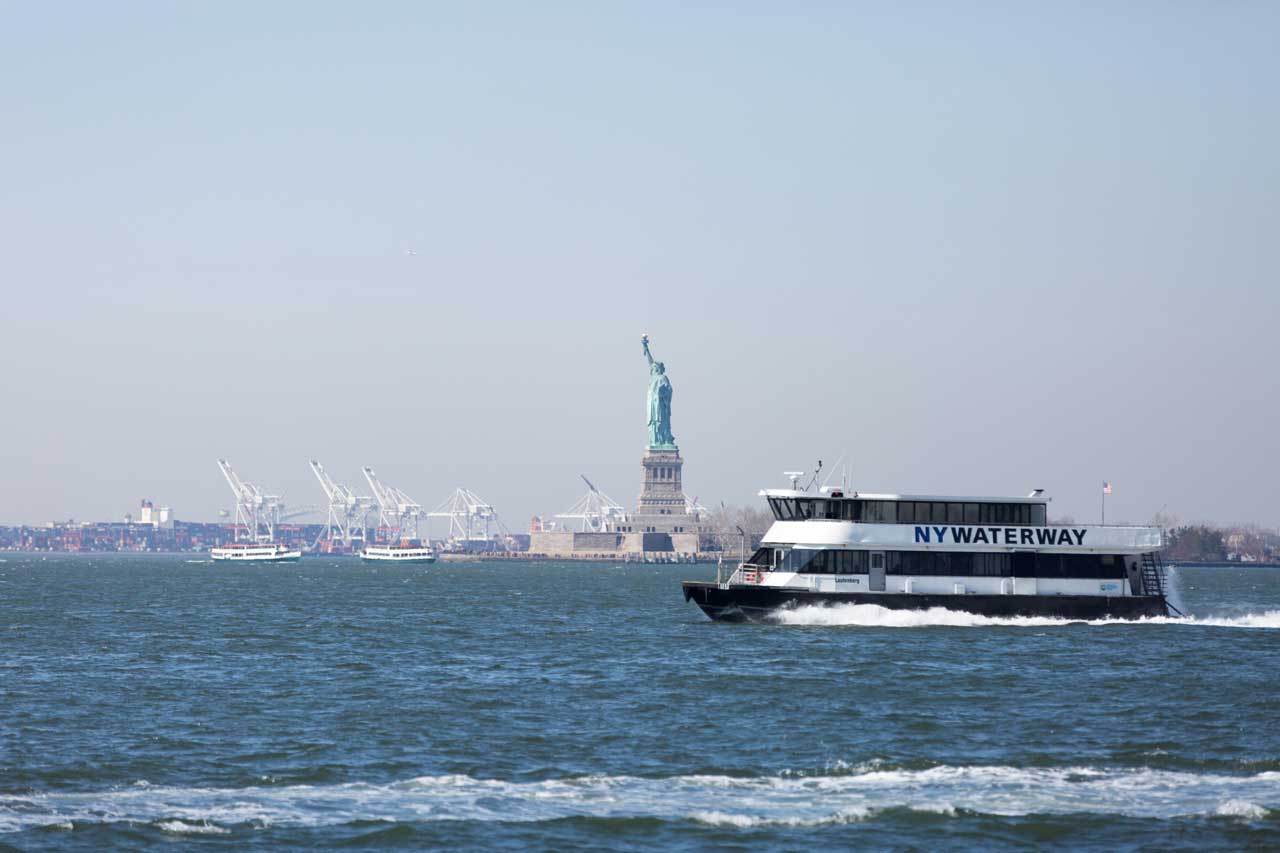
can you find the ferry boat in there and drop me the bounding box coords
[683,487,1176,622]
[360,543,436,564]
[209,543,302,563]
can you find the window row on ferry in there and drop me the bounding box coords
[768,498,1047,526]
[746,548,1125,578]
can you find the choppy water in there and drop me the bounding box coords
[1,556,1278,850]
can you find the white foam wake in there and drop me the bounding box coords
[772,603,1280,629]
[2,766,1276,833]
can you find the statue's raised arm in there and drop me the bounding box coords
[641,334,655,368]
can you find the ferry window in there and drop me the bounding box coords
[978,503,993,524]
[1018,505,1030,525]
[812,500,829,519]
[833,551,854,574]
[808,550,830,574]
[931,502,947,523]
[951,553,973,574]
[788,548,818,573]
[839,500,860,521]
[1031,504,1047,526]
[935,552,951,574]
[863,501,897,523]
[974,554,1010,576]
[898,503,915,524]
[947,503,964,523]
[870,552,885,571]
[964,503,979,524]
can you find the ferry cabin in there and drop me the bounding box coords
[743,490,1164,599]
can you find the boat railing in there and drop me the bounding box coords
[726,561,772,588]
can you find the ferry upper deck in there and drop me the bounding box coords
[757,488,1162,554]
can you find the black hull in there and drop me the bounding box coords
[682,582,1170,622]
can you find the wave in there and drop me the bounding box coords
[2,766,1276,833]
[772,603,1280,629]
[154,819,229,835]
[183,559,213,564]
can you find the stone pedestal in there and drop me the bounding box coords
[637,448,686,516]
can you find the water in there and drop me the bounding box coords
[2,556,1278,850]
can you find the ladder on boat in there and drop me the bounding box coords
[1140,552,1184,616]
[1139,552,1165,597]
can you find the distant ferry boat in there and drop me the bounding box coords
[210,543,302,563]
[361,544,437,564]
[683,487,1175,622]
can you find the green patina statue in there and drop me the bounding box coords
[642,335,677,450]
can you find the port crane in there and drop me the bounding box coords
[361,466,426,542]
[556,475,626,532]
[217,459,286,543]
[309,460,375,550]
[429,487,508,548]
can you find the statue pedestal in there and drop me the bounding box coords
[612,447,704,556]
[636,448,685,517]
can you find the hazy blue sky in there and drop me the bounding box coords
[2,2,1276,531]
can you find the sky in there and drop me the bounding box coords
[1,2,1277,531]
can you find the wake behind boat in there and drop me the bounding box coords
[684,485,1175,622]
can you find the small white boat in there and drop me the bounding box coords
[361,544,437,564]
[210,543,302,563]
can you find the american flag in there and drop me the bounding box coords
[1102,482,1113,495]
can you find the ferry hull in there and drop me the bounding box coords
[682,582,1170,622]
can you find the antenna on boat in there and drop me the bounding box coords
[802,460,823,492]
[784,471,805,491]
[820,452,846,490]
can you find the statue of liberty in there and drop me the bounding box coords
[642,335,677,450]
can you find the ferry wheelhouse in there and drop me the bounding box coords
[683,488,1174,621]
[361,543,436,564]
[209,543,302,563]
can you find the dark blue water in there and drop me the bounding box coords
[2,556,1278,850]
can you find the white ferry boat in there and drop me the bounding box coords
[209,543,302,563]
[684,487,1176,621]
[360,544,436,564]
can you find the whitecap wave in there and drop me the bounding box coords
[1214,800,1271,820]
[772,603,1280,629]
[183,559,213,564]
[1,766,1276,833]
[155,819,229,835]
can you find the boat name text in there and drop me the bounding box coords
[914,526,1087,546]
